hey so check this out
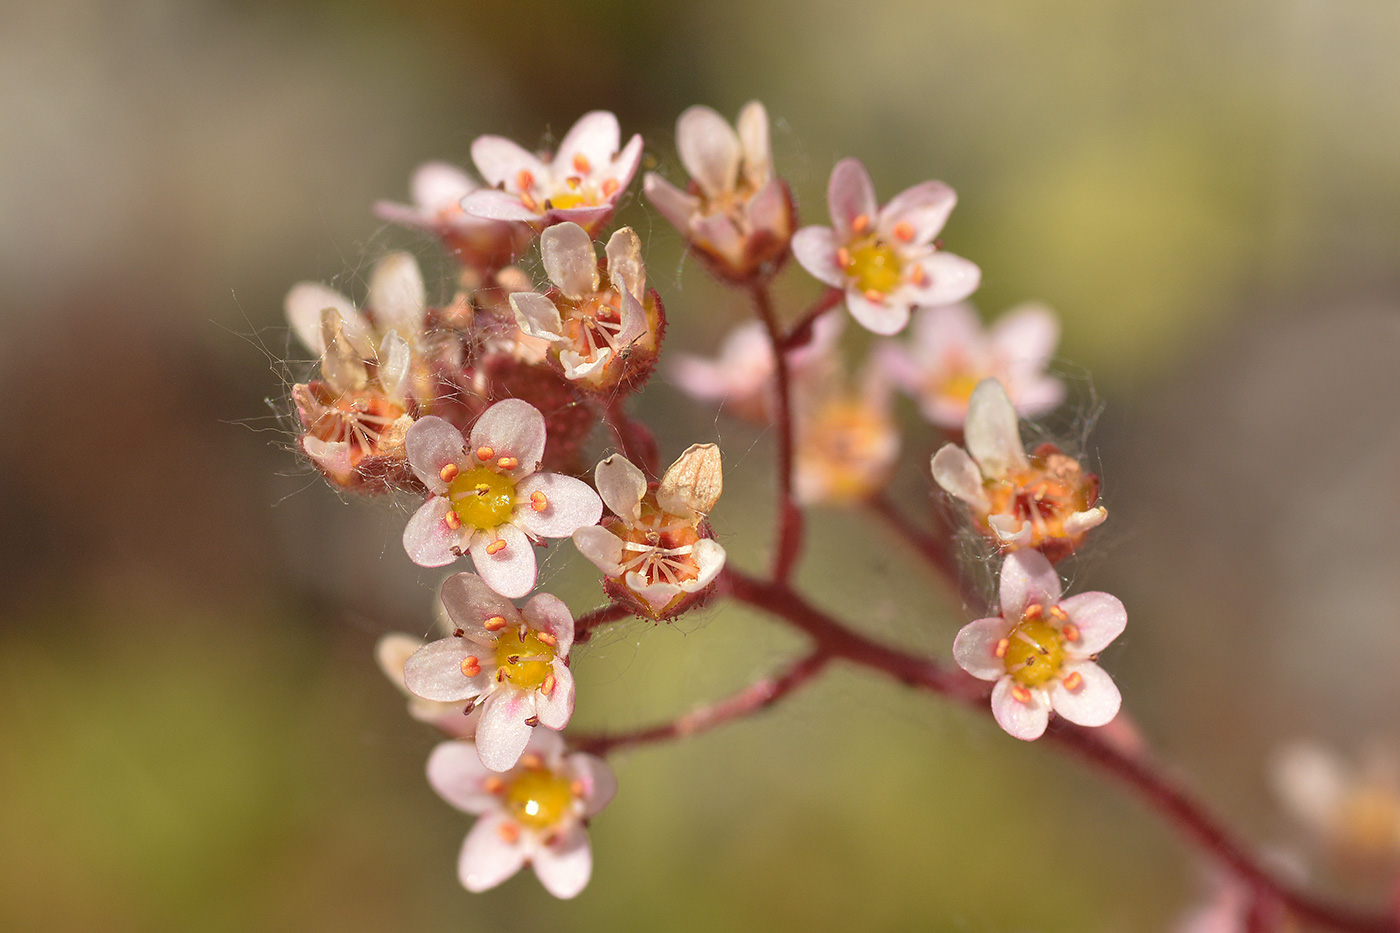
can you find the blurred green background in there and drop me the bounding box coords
[3,0,1399,929]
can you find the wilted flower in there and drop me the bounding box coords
[573,445,725,620]
[509,223,663,393]
[401,400,602,598]
[644,101,794,283]
[285,252,425,489]
[1272,740,1400,870]
[931,378,1105,560]
[375,632,479,738]
[792,157,980,335]
[427,731,615,897]
[463,111,642,235]
[953,549,1126,741]
[881,302,1065,430]
[405,572,577,771]
[374,161,532,271]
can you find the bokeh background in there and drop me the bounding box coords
[3,0,1399,929]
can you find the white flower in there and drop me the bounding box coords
[401,400,602,598]
[375,632,479,738]
[1272,740,1400,866]
[427,731,615,898]
[953,549,1126,741]
[405,573,576,772]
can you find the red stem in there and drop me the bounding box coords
[750,282,804,582]
[779,286,844,352]
[572,602,632,644]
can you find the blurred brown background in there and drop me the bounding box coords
[2,0,1398,929]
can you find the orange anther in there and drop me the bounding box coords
[1024,603,1044,620]
[476,446,495,461]
[520,753,544,770]
[1049,606,1069,622]
[893,221,915,242]
[540,673,556,696]
[1011,685,1034,704]
[521,192,540,212]
[536,631,557,647]
[440,463,459,483]
[530,491,549,512]
[994,638,1009,659]
[570,780,586,797]
[498,822,521,844]
[602,178,620,197]
[851,213,871,234]
[909,264,928,286]
[484,776,506,795]
[496,456,519,470]
[484,615,508,632]
[864,289,884,303]
[486,538,507,555]
[1062,671,1084,691]
[1061,622,1081,642]
[516,170,535,192]
[572,153,592,174]
[836,247,851,268]
[444,510,462,530]
[460,655,481,677]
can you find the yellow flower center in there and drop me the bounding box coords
[503,768,575,830]
[844,237,902,295]
[494,627,556,690]
[448,467,517,530]
[1003,618,1065,687]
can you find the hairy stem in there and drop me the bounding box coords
[750,281,804,582]
[572,602,633,644]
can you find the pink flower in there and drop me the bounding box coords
[405,572,577,772]
[1271,740,1400,867]
[668,313,844,423]
[426,731,615,897]
[953,549,1126,741]
[931,378,1106,560]
[792,358,900,506]
[375,632,479,738]
[401,400,602,598]
[792,157,980,335]
[644,101,795,283]
[880,302,1065,429]
[463,111,643,235]
[374,161,532,270]
[572,445,726,620]
[509,222,664,392]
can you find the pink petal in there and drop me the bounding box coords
[990,676,1050,741]
[1064,507,1108,537]
[475,689,536,772]
[367,251,426,335]
[462,188,543,222]
[403,497,464,568]
[567,752,617,816]
[284,282,358,356]
[469,399,547,476]
[471,135,546,188]
[531,823,592,899]
[745,177,789,235]
[952,616,1013,681]
[521,593,576,657]
[510,291,566,341]
[826,157,877,237]
[412,161,477,208]
[643,173,699,232]
[676,105,741,199]
[988,514,1034,547]
[1058,592,1127,654]
[690,539,727,590]
[878,180,956,245]
[541,222,600,299]
[1047,661,1121,728]
[534,660,575,730]
[911,301,982,360]
[372,199,432,230]
[439,571,521,637]
[736,100,771,186]
[964,378,1028,478]
[458,812,529,892]
[690,212,745,262]
[594,454,646,520]
[301,436,352,482]
[513,473,602,539]
[791,227,845,288]
[547,204,613,231]
[605,227,646,300]
[426,739,498,814]
[1010,376,1066,418]
[905,252,982,306]
[405,415,466,492]
[991,302,1059,371]
[930,444,990,510]
[571,525,625,576]
[623,572,681,611]
[609,134,644,189]
[997,549,1062,620]
[555,111,621,173]
[470,522,537,599]
[844,289,911,336]
[404,637,489,702]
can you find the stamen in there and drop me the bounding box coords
[453,627,465,637]
[530,491,549,512]
[444,511,462,530]
[893,221,915,242]
[851,213,871,234]
[569,780,585,797]
[994,637,1009,659]
[1062,671,1084,691]
[1061,622,1081,642]
[572,153,591,174]
[1024,603,1044,620]
[476,446,495,461]
[484,776,506,795]
[524,715,540,726]
[439,463,459,483]
[1049,606,1069,622]
[540,673,556,696]
[536,631,557,648]
[484,615,508,632]
[520,753,544,771]
[498,822,521,844]
[496,456,519,470]
[864,289,884,303]
[521,191,540,212]
[516,170,534,192]
[486,538,507,555]
[602,178,619,197]
[566,176,582,190]
[1011,685,1034,704]
[909,264,928,286]
[460,655,481,677]
[836,247,851,268]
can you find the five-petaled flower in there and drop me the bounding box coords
[426,731,615,898]
[792,157,980,335]
[285,252,426,489]
[931,378,1106,561]
[881,302,1065,430]
[572,445,726,620]
[376,632,480,738]
[401,400,602,598]
[463,111,643,235]
[644,101,795,283]
[373,161,532,272]
[953,549,1126,741]
[405,572,578,771]
[509,222,663,393]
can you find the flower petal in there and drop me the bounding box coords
[997,549,1062,620]
[991,302,1059,371]
[988,514,1034,547]
[930,444,991,510]
[510,291,566,342]
[439,571,521,637]
[905,252,982,307]
[1048,661,1121,728]
[594,454,646,521]
[568,752,617,816]
[531,822,592,899]
[964,378,1028,477]
[412,160,477,209]
[377,331,413,402]
[405,415,466,492]
[1058,591,1127,654]
[736,100,771,186]
[461,188,544,222]
[470,522,537,600]
[676,105,741,199]
[643,173,699,232]
[844,289,910,336]
[534,660,575,730]
[624,571,681,612]
[426,739,497,814]
[689,538,727,591]
[404,636,490,702]
[541,222,600,299]
[458,812,528,892]
[521,593,576,657]
[572,525,625,576]
[604,226,646,299]
[471,135,546,188]
[791,227,845,287]
[990,676,1050,741]
[879,180,955,244]
[827,157,877,238]
[952,616,1013,681]
[556,111,621,174]
[284,282,359,356]
[475,689,536,772]
[469,399,547,476]
[1064,507,1108,537]
[403,497,463,568]
[657,443,723,516]
[514,473,603,539]
[367,251,426,335]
